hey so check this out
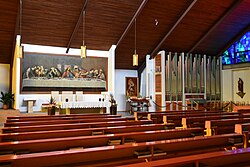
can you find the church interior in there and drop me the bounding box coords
[0,0,250,166]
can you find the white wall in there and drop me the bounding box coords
[115,69,138,111]
[108,45,116,94]
[140,68,146,97]
[222,67,250,102]
[0,64,10,108]
[146,55,155,111]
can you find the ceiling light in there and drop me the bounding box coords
[155,19,159,26]
[133,18,138,66]
[16,0,23,58]
[81,10,87,59]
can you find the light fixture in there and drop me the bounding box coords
[155,19,159,26]
[80,10,87,59]
[133,18,138,66]
[16,35,23,58]
[16,0,23,58]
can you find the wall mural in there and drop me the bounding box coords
[21,53,107,92]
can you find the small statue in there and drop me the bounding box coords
[238,78,243,93]
[237,78,246,98]
[110,94,116,105]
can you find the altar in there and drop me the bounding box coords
[61,101,111,114]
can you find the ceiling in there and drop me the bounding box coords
[1,0,250,70]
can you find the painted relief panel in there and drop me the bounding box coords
[21,53,107,92]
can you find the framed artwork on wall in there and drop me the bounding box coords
[125,77,138,97]
[21,52,108,92]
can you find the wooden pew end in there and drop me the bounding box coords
[204,128,212,136]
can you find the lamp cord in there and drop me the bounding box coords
[82,10,85,46]
[20,0,22,36]
[135,18,136,54]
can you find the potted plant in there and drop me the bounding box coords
[48,96,56,115]
[0,91,15,110]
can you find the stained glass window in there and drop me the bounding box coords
[222,31,250,65]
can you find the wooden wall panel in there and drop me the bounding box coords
[155,75,162,92]
[155,94,162,111]
[0,0,249,70]
[0,1,18,64]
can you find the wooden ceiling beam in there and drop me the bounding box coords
[66,0,88,53]
[149,0,198,59]
[188,0,244,53]
[216,23,250,56]
[116,0,148,47]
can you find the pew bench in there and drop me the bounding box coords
[4,117,135,127]
[205,118,250,136]
[6,114,122,123]
[2,120,153,133]
[0,133,242,167]
[235,123,250,148]
[7,113,110,120]
[117,147,250,167]
[0,127,204,155]
[159,112,240,126]
[149,111,239,124]
[182,115,250,129]
[0,123,174,142]
[134,109,204,121]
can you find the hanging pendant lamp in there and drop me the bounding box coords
[81,10,87,58]
[16,0,23,58]
[133,18,138,66]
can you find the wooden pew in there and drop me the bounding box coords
[0,127,204,155]
[0,133,242,167]
[7,113,110,120]
[136,110,235,123]
[182,115,250,129]
[235,123,250,134]
[6,114,122,123]
[4,117,134,127]
[118,147,250,167]
[0,124,174,142]
[4,117,135,127]
[205,118,250,136]
[2,120,153,133]
[134,110,204,121]
[160,112,240,126]
[235,123,250,148]
[238,109,250,114]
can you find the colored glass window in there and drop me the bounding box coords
[222,31,250,65]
